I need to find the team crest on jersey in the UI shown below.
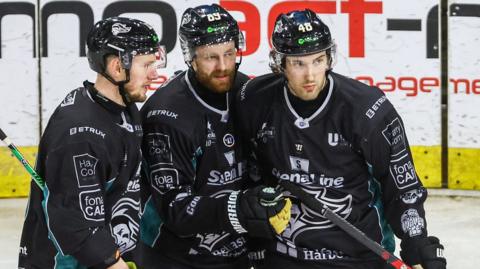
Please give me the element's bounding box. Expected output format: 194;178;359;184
282;186;352;244
60;91;77;107
110;197;140;253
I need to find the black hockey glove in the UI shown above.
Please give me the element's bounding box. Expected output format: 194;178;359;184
227;185;291;239
400;236;446;269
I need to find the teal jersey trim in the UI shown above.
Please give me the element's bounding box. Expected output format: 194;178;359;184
54;252;86;269
43;187;86;268
367;165;396;253
41;187;65;255
140;196;163;247
105;177;115;192
191;146;203;170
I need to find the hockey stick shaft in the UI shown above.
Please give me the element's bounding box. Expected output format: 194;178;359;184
0;128;45;191
279;180;411;269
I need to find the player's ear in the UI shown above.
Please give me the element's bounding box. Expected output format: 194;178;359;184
105;55;125;80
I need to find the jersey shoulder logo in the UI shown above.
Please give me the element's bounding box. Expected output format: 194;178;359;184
60;90;77;107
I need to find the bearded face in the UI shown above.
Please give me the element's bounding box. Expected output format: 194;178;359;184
192;41;237;93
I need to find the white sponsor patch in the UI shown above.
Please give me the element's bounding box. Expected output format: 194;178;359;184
60;91;77;107
400;188;425;204
389;154;418;189
289;156;310;172
186;196;201;215
401;209;425;237
328;132;349;147
150;168;179;194
126;163;141;192
146;133;172;164
207;162;245;186
146;109;178;119
382;117;407;157
79;189;104;221
73;153;99;188
69;126;106;139
365;95;387;119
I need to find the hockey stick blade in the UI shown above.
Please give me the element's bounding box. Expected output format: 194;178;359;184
0;128;45;190
279;180;411;269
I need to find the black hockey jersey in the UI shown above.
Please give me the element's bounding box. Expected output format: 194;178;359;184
18;81;143;268
139;70;251;268
235;72;428;264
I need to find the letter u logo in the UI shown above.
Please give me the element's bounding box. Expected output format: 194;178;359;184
328;133;339;146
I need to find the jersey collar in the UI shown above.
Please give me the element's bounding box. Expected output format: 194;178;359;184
283;74;334;129
184;69;230;123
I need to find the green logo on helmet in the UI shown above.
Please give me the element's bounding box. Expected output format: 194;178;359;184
297;36;319;45
207;24;228;34
152;35;159;42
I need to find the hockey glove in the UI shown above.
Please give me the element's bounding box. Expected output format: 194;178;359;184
401;236;446;269
227;186;291;239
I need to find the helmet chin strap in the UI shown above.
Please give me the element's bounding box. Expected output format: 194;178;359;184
101;69;132;105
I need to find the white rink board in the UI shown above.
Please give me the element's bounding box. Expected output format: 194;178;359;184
0;0;466;149
448;0;480;148
0;0;39;146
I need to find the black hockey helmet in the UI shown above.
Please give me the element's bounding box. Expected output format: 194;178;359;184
179;4;244;64
86;17;166;84
270;9;335;72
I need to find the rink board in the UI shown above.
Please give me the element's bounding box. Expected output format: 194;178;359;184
1;0;479;197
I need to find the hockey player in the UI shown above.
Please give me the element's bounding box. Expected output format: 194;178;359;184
236;9;447;269
18;17;166;269
138;4;291;269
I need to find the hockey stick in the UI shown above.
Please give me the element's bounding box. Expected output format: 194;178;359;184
279;180;412;269
0;128;45;191
1;128;139;269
